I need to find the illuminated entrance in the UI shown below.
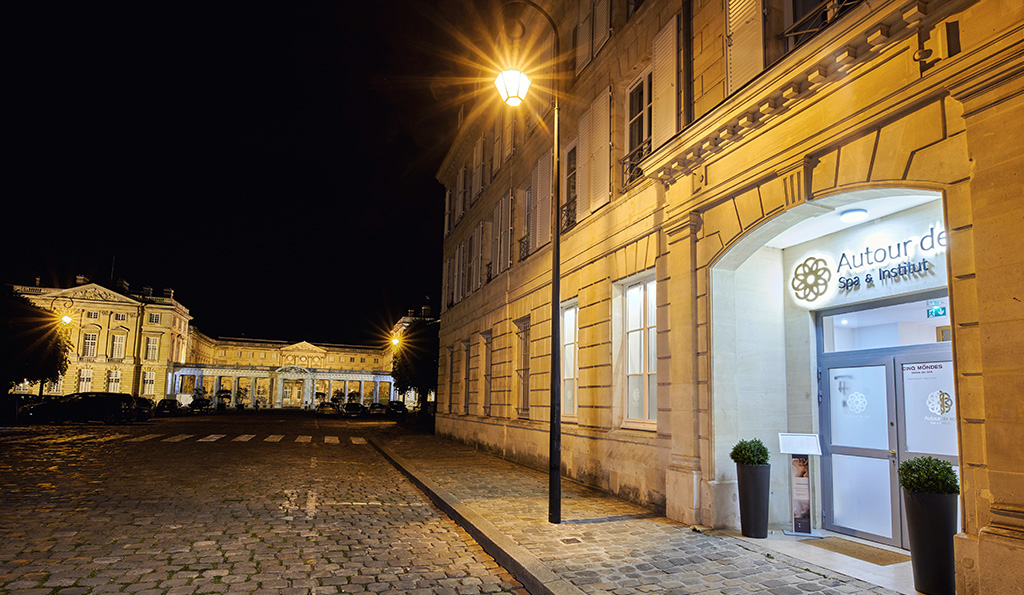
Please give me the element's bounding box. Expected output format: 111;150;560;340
818;293;957;548
710;188;955;546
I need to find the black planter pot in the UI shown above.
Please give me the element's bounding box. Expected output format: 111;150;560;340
736;463;770;538
903;489;957;595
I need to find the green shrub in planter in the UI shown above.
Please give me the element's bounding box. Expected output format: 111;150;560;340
730;438;770;466
898;456;959;494
898;456;959;595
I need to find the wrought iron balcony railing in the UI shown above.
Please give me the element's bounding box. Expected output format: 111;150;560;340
519;235;531;262
620;138;651;189
560;197;578;234
783;0;863;48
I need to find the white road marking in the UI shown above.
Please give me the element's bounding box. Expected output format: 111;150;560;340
265;435;283;442
198;434;225;442
162;434;194;442
233;434;255;442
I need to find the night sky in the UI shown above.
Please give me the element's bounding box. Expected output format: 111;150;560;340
5;2;491;346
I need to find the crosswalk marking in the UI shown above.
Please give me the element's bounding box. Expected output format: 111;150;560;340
2;432;354;445
90;434;128;443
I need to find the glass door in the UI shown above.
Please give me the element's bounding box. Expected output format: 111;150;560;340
820;355;901;546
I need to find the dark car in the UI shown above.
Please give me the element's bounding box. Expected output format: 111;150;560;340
155;398;184;416
342;402;367;417
386;400;408;415
134;397;154;421
314;402;340;417
368;402;387;415
20;392;136;425
188;397;212;414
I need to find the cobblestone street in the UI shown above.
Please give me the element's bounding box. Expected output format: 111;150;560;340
0;413;524;594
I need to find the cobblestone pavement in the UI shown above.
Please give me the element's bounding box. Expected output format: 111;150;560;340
0;414;525;594
377;434;903;595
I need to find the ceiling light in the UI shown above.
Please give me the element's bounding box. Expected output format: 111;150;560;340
840;208;869;223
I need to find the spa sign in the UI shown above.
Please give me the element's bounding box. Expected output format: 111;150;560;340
789;225;947;308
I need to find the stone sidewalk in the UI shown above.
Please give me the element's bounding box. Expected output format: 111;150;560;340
372;434;902;595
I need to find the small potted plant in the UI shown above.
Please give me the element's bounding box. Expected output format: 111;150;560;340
731;438;771;538
899;456;959;595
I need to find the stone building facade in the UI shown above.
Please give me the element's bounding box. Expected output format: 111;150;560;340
434;0;1022;591
12;280;395;410
14;280;191;400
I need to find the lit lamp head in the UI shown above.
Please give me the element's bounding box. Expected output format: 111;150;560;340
494;69;531;107
391;337;400;347
60;314;73;326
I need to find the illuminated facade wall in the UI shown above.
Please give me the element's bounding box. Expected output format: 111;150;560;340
435;0;1023;591
14;282;191;399
12;281;394;408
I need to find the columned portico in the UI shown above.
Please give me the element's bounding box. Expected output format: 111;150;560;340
171;363;394;410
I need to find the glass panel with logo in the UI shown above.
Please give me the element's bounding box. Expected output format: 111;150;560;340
902;360;957;456
822;296;950;353
829;365;889;450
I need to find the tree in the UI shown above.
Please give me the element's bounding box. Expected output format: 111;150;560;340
391;317;439;412
0;286;72;394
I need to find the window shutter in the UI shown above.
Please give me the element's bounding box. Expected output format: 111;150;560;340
652;15;679;149
726;0;764;94
590;88;610;211
444;187;452;236
577;109;592;218
492;115;502;177
501;190;512;271
575;0;592;75
481;220;492;283
491;202;501;275
593;0;610;53
536;149;552;247
456;166;467;218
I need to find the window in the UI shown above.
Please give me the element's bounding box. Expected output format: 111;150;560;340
86;311;99;319
142;372;155;396
447;347;455;413
78;369;93;392
114;312;126;321
110;335;126;360
463;341;472;415
624;71;653;186
107;369;121;393
562;303;580;417
624;278;657;423
145;337;159;361
82;333;98;358
515;318;531;417
148;313;161;324
575;0;610;75
562;145;578;233
482;332;493;416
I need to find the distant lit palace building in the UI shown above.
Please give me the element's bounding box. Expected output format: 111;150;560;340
12;279;395;408
435;0;1021;591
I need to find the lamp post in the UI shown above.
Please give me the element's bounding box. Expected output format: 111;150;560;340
495;0;562;524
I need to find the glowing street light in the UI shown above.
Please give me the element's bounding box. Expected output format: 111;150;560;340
496;0;563;525
494;69;531;107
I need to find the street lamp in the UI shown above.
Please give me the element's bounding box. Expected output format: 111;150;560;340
496;0;562;524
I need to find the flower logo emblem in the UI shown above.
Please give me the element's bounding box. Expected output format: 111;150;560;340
846;392;867;414
791;256;833;302
927;390;953;416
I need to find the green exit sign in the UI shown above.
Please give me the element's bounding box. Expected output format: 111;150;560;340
927;306;947;318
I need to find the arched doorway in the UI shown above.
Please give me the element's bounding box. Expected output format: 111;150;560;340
709;188;957;548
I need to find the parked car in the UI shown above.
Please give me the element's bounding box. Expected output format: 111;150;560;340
342;402;367;417
155;398;184;416
134;397;154;421
19;392;136;425
368;402;387;415
386;400;408;415
188;397;212;414
314;402;340;417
